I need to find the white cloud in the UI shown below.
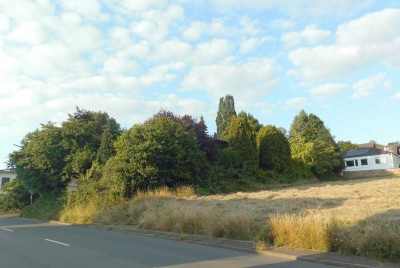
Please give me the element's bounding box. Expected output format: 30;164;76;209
114;0;168;13
210;0;371;17
182;19;231;41
269;19;296;30
102;57;138;74
281;25;331;46
239;37;270;53
310;83;347;99
182;58;277;101
131;4;184;42
192;39;231;63
391;92;400;100
239;17;260;35
182;21;206;41
282;25;330;47
0;15;10;33
352;73;390;99
152;39;192;62
289;9;400;80
59;0;106;21
284;97;308;109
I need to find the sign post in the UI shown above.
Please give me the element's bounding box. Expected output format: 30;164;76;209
28;190;34;205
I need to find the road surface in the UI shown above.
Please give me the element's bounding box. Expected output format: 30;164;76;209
0;216;336;268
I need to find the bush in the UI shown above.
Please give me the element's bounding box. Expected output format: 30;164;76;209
21;193;65;221
0;179;30;213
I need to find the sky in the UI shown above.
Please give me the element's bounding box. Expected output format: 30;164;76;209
1;0;400;169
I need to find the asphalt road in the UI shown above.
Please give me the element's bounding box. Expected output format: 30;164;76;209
0;216;336;268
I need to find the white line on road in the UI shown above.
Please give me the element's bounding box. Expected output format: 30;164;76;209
0;227;14;232
45;239;70;247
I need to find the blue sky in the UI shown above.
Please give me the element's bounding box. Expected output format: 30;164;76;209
1;0;400;169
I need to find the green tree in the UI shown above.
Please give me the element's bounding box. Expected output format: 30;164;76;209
11;123;67;193
337;140;359;151
153;110;217;162
289;110;343;179
61;108;121;181
96;119;121;164
257;125;291;173
238;111;262;133
110;115;208;196
216;95;237;140
226;116;258;170
9;108;121;202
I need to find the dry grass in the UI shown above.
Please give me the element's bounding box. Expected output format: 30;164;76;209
93;177;400;262
191;176;400;224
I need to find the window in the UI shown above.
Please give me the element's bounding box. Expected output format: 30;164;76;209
375;158;381;164
361;159;368;166
1;177;10;186
355;160;359;166
346;160;355;167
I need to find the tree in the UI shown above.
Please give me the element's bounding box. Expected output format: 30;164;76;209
257;125;291;173
289;110;343;179
216;95;236;140
61;108;121;181
153;110;216;162
9;108;121;199
11;123;67;193
226;116;258;169
96;119;122;164
238;111;262;133
110;115;208;196
337;140;359;151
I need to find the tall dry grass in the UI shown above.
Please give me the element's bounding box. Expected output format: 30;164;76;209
92;177;400;263
268;213;338;251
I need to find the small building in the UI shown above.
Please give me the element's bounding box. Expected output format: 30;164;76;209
0;169;17;193
342;147;400;172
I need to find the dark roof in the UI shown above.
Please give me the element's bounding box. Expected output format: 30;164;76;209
341;147;388;158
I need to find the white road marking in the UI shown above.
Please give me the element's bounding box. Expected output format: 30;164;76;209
44;239;70;247
0;227;14;232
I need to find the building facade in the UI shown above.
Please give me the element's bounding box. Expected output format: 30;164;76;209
0;169;17;193
342;147;400;172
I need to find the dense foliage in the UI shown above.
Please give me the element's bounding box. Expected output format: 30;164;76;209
337;140;359;151
2;96;347;218
257;125;291;173
289;110;343;179
226;116;258;170
110;115;208;196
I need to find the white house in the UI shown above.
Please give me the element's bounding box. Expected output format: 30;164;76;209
0;169;16;193
342;147;400;172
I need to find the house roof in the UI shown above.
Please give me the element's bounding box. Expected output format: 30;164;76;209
341;147;388;158
0;169;15;173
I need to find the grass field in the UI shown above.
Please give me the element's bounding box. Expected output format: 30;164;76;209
95;176;400;262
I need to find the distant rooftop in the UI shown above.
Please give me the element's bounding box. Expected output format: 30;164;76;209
341;147;387;158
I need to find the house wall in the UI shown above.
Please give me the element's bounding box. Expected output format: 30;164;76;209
0;170;17;193
343;154;399;171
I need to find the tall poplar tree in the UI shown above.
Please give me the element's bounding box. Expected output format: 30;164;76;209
216;95;237;140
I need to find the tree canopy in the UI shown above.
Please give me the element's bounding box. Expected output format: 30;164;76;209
289;110;343;179
216;95;237;140
257;125;291;173
226;116;258;169
111;115;208;195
